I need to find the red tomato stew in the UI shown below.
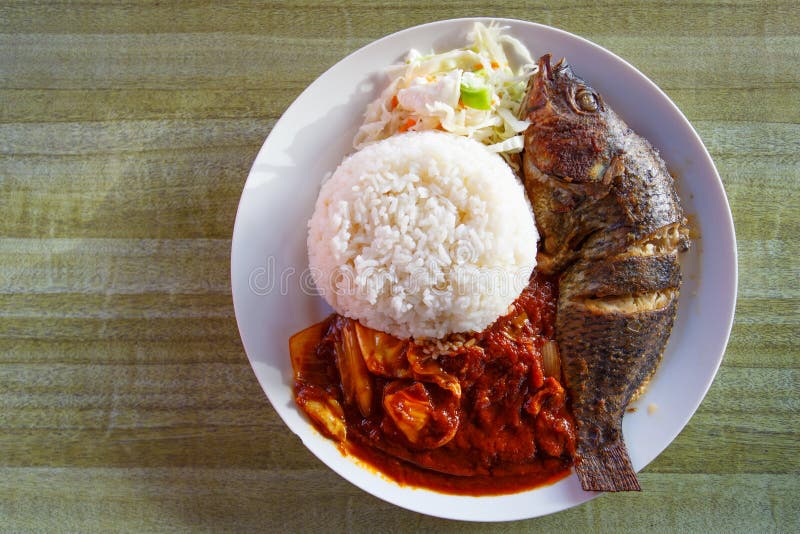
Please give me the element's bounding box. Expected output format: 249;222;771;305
289;272;576;495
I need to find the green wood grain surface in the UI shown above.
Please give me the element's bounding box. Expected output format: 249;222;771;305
1;1;798;532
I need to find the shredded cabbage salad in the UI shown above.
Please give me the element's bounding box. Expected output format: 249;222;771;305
353;22;537;165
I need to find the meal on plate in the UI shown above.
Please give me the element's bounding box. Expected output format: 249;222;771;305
289;22;690;494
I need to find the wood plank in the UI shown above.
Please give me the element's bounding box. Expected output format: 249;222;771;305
0;338;247;365
0;238;233;295
734;298;799;325
0;34;361;91
0;293;234;319
0;469;795;532
735;241;800;299
697;367;798;414
667;87;800;123
725;323;799;369
696;122;800;157
1;1;797;39
0;88;296;123
0;119;268;156
0;316;238;341
647;409;800;475
0;423;313;471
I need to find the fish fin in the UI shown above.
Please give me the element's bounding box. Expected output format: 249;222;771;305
575;441;641;492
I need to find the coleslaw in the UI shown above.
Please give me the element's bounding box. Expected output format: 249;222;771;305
353;22;537;166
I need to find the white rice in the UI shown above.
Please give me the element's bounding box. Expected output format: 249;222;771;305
307;131;538;339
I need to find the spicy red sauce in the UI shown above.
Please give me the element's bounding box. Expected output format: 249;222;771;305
290;272;576;495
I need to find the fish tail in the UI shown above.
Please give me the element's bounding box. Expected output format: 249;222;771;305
575;441;641;492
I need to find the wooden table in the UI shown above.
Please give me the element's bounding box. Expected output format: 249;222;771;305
1;2;797;531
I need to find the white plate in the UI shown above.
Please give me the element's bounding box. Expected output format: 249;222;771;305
231;18;737;522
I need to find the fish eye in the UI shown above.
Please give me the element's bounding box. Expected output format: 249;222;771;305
575;88;599;112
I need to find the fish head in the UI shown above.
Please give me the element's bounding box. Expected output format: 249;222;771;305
522;54;617;185
521;54;626;273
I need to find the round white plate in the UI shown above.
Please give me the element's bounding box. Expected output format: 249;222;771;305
231;18;737;522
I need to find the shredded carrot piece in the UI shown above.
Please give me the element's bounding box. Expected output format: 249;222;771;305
398;118;417;133
390;95;399;110
491;61;500;69
474;63;483;70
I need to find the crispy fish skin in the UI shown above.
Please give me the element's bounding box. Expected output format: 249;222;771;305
521;55;690;491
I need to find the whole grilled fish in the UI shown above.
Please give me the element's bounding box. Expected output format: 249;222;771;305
520;55;690;491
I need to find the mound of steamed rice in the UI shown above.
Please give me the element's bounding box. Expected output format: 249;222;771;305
307;131;538;339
